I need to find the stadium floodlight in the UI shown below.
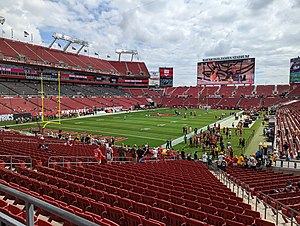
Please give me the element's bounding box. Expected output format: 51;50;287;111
115;49;138;61
0;16;5;25
49;32;89;54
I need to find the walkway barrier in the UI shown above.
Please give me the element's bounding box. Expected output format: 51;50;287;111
0;183;98;226
47;155;176;167
0;155;32;169
48;156;98;167
275;159;300;169
215;169;300;226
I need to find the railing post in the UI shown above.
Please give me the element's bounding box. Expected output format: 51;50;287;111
255;195;258;211
248;187;250;204
10;156;12;169
25;201;34;226
276;201;279;225
62;156;65;167
264;203;267;219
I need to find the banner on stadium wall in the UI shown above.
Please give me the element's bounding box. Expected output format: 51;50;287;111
149;71;160;86
159;67;173;87
197;57;255;85
290;57;300;83
0;114;14;122
0;113;31;122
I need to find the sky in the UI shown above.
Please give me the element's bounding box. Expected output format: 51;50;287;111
0;0;299;86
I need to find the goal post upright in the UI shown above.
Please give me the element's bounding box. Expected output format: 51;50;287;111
40;70;61;128
40;71;45;122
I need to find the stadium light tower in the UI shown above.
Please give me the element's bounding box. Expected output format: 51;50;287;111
48;32;88;54
115;49;138;61
0;16;5;25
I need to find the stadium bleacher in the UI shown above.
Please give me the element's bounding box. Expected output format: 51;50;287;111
0;140;277;226
0;30;300;226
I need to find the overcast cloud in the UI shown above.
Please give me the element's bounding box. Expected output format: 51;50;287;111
0;0;299;86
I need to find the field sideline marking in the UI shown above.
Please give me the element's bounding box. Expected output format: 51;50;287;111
56;125;166;141
5;108;169;128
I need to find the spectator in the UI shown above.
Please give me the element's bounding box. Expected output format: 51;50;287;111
237;154;244;166
249;154;257;169
180;149;187;161
202;152;208;165
194;152;198;161
285;180;295;192
137;146;144;164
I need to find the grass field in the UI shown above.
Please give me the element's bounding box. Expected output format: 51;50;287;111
8;108;240;148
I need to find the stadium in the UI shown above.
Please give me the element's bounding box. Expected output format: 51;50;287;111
0;1;300;226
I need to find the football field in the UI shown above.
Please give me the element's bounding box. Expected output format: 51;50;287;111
12;108;238;147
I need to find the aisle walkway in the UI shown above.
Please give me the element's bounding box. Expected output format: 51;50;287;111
161;112;243;148
245;121;266;156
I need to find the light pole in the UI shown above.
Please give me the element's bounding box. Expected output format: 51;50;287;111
0;16;5;38
0;16;5;25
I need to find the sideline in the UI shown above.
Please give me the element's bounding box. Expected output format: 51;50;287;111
54;126;166;141
3;108;168;128
161;111;243;148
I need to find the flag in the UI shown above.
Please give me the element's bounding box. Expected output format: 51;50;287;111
57;43;61;48
95;52;99;56
24;31;29;37
84;49;87;53
72;46;76;50
107;55;110;58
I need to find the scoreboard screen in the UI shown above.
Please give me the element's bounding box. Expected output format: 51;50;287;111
159;67;173;87
290;57;300;83
197;58;255;85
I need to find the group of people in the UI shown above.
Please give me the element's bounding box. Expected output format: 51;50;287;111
94;142;154;164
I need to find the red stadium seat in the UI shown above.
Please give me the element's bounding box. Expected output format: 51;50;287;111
106;206;125;225
225;219;245;226
123;211;143;226
235;213;254;225
184;217;208;226
187;208;207;222
254;219;276;226
142;218;166;226
165;211;186;226
217;208;235;220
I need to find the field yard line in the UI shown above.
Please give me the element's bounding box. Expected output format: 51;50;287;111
5;108;169;128
55;126;166;141
162;111;243;149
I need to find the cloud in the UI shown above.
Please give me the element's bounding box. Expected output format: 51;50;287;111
246;0;274;10
0;0;299;86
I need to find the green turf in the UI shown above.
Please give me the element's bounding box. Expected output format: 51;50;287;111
8;108;238;147
173;115;263;157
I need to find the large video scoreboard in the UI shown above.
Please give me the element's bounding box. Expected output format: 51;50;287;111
159;67;173;87
197;55;255;85
290;57;300;83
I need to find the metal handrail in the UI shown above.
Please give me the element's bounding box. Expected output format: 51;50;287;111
0;183;98;226
275;159;300;169
257;191;300;226
218;170;300;226
0;155;32;169
47;156;97;167
47;155;176;167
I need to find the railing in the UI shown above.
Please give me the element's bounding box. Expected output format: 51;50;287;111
3;137;37;143
0;183;98;226
275;159;300;169
216;170;300;226
48;156;98;167
47;155;175;167
257;191;300;226
0;155;32;169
